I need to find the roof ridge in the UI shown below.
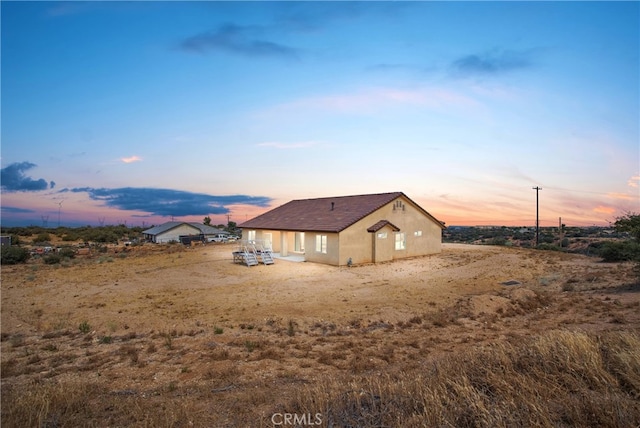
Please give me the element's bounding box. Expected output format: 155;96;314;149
291;191;403;202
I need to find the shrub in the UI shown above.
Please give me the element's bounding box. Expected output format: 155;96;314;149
537;243;561;251
43;254;62;265
99;336;112;344
598;241;640;262
35;232;51;243
62;233;79;242
58;247;76;259
488;237;507;246
79;321;91;334
1;246;30;265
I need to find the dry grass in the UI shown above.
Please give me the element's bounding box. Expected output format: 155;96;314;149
286;330;640;428
2;331;637;427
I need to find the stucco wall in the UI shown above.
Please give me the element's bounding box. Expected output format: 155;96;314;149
338;195;442;265
304;232;339;265
155;224;201;243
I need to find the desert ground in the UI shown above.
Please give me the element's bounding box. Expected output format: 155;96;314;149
2;242;639;427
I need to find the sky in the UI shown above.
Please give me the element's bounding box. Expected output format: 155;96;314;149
1;1;638;228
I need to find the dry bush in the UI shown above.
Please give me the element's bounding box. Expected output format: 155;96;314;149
118;344;140;365
253;346;284;361
284;330;640;427
203;361;240;386
207;346;231;361
1;358;19;378
423;308;458;327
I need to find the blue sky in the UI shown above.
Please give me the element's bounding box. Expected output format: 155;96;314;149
1;1;638;227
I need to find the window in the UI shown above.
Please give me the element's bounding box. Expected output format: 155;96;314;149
395;232;406;250
377;232;387;239
414;230;422;237
315;235;327;253
295;232;305;252
247;230;256;243
263;233;272;250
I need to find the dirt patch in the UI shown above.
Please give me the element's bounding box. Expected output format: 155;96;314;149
1;243;638;426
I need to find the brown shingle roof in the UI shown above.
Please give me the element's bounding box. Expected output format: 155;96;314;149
239;192;444;233
367;220;400;233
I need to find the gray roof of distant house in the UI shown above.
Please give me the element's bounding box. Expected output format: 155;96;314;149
142;222;228;236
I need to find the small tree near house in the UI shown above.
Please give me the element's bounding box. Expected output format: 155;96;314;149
600;213;640;279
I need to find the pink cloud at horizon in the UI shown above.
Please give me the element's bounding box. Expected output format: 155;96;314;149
121;156;142;164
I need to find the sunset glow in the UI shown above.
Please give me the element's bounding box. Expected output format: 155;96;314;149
2;2;638;228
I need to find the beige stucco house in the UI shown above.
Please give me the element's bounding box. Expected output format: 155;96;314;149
238;192;445;266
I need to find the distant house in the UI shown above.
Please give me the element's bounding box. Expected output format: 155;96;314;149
239;192;445;266
142;222;229;244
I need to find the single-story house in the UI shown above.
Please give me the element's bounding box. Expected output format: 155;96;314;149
238;192;445;266
142;222;229;244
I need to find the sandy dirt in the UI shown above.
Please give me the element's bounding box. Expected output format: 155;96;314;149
1;242;638;425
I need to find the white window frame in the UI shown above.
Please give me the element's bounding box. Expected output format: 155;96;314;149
414;230;422;237
315;234;327;254
377;232;387;239
247;230;256;243
395;232;406;250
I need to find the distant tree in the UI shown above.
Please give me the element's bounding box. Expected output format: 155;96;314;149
35;232;51;243
613;212;640;241
58;247;76;259
203;216;212;226
43;254;62;265
1;246;30;265
600;213;640;280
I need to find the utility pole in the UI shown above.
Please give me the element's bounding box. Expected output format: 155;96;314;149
559;217;564;247
57;200;64;227
532;186;541;246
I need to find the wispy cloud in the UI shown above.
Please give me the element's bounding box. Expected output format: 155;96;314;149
593;205;616;215
1;162;56;192
268;86;480;115
450;49;533;78
257;141;319;149
1;205;36;214
607;192;636;201
179;23;300;60
628;175;640;188
62;187;272;217
121;155;142;164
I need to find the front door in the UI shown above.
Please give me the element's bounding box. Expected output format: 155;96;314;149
373;229;394;263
